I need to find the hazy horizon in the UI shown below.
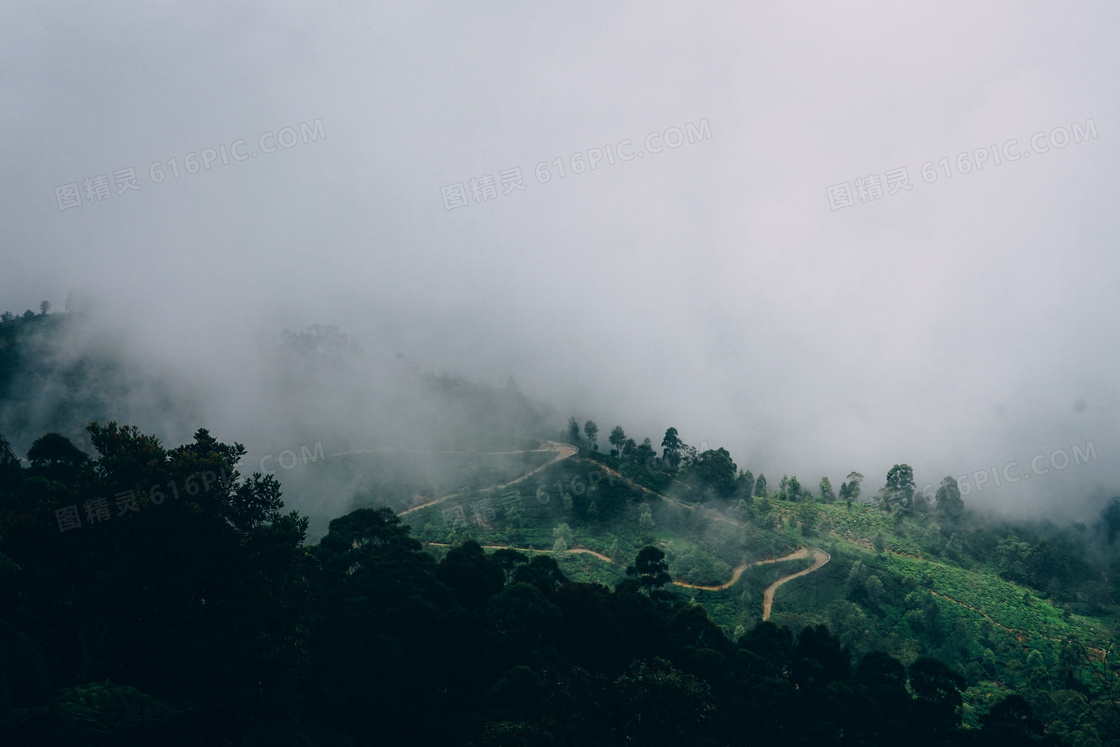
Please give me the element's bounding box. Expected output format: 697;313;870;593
2;2;1118;525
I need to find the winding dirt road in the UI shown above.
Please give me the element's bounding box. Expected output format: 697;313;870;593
426;542;611;563
673;547;816;591
673;564;748;591
433;540;820;604
762;548;830;621
397;440;578;516
401;448;832;616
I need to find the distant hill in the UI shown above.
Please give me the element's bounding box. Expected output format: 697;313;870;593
0;310;554;457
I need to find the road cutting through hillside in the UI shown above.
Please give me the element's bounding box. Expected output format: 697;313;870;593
427;540;823;609
762;548;830;621
672;547;812;591
397;441;578;516
402;450;830;615
428;543;613;563
672;564;748;591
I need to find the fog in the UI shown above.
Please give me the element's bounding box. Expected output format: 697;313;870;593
1;2;1117;525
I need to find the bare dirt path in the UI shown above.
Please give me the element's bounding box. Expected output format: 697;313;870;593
673;547;814;591
753;547;809;565
398;441;578;516
329;446;569;457
673;564;748;591
762;548;831;621
436;541;813;596
591;461;758;535
426;542;611;563
414;457;827;602
568;547;612;562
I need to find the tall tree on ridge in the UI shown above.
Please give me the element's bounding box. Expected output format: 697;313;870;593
583;421;599;452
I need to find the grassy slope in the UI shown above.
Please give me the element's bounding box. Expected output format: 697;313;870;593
407;458;1114;645
406;460;1117;730
768;500;1117;728
807;501;1114;648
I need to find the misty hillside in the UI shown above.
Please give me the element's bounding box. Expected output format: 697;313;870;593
4;312;1120;744
0;310;558;543
4;3;1120;745
0;309;550;453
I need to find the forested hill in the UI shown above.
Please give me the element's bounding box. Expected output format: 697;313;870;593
0;309;551;456
2;311;1120;744
0;422;1082;745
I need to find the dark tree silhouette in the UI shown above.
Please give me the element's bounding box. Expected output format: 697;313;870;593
626;547;671;595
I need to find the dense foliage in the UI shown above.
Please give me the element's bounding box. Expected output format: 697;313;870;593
2;317;1119;744
0;423;1090;745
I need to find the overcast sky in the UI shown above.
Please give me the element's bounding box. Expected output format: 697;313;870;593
2;1;1117;521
